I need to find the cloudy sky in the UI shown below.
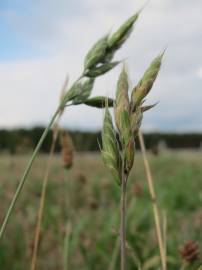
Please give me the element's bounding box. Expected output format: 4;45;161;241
0;0;202;131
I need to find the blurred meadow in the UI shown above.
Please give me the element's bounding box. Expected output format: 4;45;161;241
0;150;201;269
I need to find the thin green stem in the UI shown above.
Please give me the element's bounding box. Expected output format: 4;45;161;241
30;74;69;270
30;115;61;270
0;71;83;240
0;107;60;240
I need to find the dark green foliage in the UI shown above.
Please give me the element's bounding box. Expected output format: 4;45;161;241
0;129;202;153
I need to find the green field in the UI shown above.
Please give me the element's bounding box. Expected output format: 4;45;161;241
0;151;201;269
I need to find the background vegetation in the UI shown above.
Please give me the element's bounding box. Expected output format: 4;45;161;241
0;151;201;269
0;128;202;153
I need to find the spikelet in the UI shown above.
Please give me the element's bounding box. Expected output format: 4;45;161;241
71;78;95;104
84;96;114;108
114;66;134;173
84;34;109;70
108;12;139;52
84;61;120;77
115;66;130;143
131;53;164;110
60;130;74;169
84;12;139;74
130;106;143;136
101;106;121;185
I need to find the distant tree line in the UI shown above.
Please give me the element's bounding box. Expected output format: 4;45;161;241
0;127;201;153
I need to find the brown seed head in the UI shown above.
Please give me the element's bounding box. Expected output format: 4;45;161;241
60;130;74;169
179;240;200;263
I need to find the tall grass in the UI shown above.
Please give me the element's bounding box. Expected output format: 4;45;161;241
0;9;141;249
101;54;163;269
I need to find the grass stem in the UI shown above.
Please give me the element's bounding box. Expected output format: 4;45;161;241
138;131;166;270
30;75;69;270
30;115;61;270
0;107;60;240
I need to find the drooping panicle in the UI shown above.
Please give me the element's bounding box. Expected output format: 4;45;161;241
101;106;121;185
131;52;164;110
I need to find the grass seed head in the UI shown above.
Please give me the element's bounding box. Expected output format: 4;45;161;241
108;12;139;51
72;78;95;104
84;96;114;108
101;106;121;185
84;61;120;78
124;138;135;173
179;241;200;264
115;66;135;173
130;106;143;136
115;66;131;143
60;130;74;169
84;34;109;70
131;52;164;110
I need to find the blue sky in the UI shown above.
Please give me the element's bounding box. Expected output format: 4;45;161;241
0;0;202;131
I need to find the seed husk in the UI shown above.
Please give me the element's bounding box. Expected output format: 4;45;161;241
72;78;95;104
131;52;164;110
130;106;143;136
60;130;74;169
84;96;114;108
108;12;139;51
115;66;131;146
85;61;120;78
102;106;121;185
84;34;109;70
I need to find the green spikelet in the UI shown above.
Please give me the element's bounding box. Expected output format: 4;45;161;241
84;35;109;70
84;96;114;108
130;106;143;136
131;53;164;110
125;138;135;173
85;61;120;77
115;66;131;145
101;107;121;185
114;66;134;173
108;12;139;51
72;78;95;104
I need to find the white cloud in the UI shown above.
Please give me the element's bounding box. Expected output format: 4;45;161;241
0;0;202;131
196;68;202;79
